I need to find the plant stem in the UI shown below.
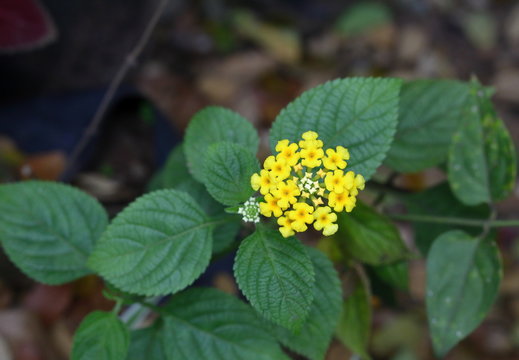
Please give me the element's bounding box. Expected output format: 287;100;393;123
112;298;123;315
388;213;519;228
60;0;170;180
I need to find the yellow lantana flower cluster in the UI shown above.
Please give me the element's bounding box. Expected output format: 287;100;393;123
250;131;365;238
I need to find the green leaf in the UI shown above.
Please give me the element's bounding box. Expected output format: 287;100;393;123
335;2;392;36
0;181;108;285
483;117;517;201
336;276;372;359
159;144;241;254
88;190;214;296
448;83;517;205
184;106;259;182
72;311;129;360
161;287;289;360
161;144;193;189
234;225;315;330
337;202;408;265
404;183;490;255
269;77;402;180
385;79;472;173
273;247;342;360
127;322;166;360
372;261;409;291
202;142;260;206
426;230;501;357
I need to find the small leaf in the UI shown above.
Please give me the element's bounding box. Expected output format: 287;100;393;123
161;144;193;189
385;79;472;173
273;247;342;360
161;287;289;360
269;77;402;180
0;180;108;284
202;142;260;206
404;182;490;255
158;144;241;254
335;2;392;36
234;225;315;330
484;117;517;201
127;322;166;360
448;83;517;205
72;311;129;360
336;276;372;359
88;190;214;296
184;106;259;182
372;261;409;291
426;230;501;357
337;202;408;265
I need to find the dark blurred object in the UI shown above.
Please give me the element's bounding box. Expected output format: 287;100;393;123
0;89;179;184
0;0;159;103
0;0;57;53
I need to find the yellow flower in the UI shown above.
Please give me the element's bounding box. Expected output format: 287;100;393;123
302;131;318;141
323;147;347;170
299;131;323;149
249;130;365;237
300;145;324;168
264;155;290;180
277;215;296;238
312;197;324;206
293;163;303;172
272;180;300;209
328;191;356;212
344;171;355;189
251;169;276;195
336;146;350;160
288;203;314;232
316;169;327;178
349;174;365;196
355;173;365;189
313;206;338;236
259;194;283;217
325;170;348;193
275;140;300;166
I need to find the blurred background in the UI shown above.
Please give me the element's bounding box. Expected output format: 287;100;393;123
0;0;519;359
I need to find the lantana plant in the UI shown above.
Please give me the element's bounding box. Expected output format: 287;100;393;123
248;131;365;238
0;77;517;360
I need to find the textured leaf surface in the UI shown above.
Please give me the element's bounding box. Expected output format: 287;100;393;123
202;142;260;206
72;311;129;360
269;78;402;179
372;261;409;291
273;247;342;360
448;84;517;205
385;80;471;172
234;225;315;330
157;144;241;254
337;202;408;265
405;183;490;255
426;230;501;357
336;277;372;359
0;181;107;284
161;288;289;360
127;323;166;360
88;190;213;296
184;106;259;182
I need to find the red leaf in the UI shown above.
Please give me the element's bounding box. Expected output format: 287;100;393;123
0;0;57;53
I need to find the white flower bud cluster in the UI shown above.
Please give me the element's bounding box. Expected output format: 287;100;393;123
238;196;260;223
297;172;320;195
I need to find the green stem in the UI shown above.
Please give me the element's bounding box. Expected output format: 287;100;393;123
388;213;519;228
112;298;123;315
